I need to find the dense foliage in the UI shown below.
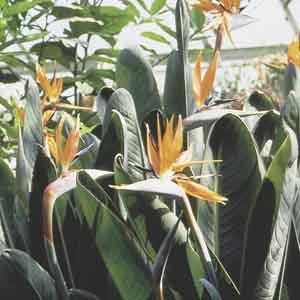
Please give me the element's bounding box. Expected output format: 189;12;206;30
1;0;300;300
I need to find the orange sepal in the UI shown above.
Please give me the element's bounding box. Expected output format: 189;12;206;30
175;177;227;204
192;0;222;12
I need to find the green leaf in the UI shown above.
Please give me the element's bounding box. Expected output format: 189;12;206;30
0;32;48;51
157;21;176;38
253;110;282;152
22;79;43;172
16;127;31;209
100;89;148;180
52;5;86;19
164;50;193;117
152;216;182;300
175;0;191;116
3;0;50;17
15;128;31;251
116;48;161;123
69;17;103;37
247;90;275;111
183;109;267;131
142;31;170;44
253;110;287;167
112;178;186;199
69;289;100;300
0;96;12;110
80;69;114;90
186;240;205;298
241;128;298;299
150;0;166;15
29;148;56;269
199;114;264;292
0;158;15;197
75;171;152;300
94;87;114;126
146;197;206;298
43;169;113;298
95;110;125;174
283;221;300;300
135;0;149;12
0;249;58;299
0;158;16;248
114;162;205;298
31;41;75;69
200;279;223;300
282;63;300;99
0;54;32;70
282;91;300;158
191;8;205;31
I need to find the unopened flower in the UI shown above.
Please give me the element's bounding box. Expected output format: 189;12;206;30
193;50;220;107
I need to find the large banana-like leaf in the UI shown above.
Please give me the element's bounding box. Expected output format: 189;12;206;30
14;129;31;251
241;127;298;300
101;88;147;180
0;158;16;248
97;97;151;256
247;91;275;111
152;216;182;300
97;89;152;255
253;110;288;168
69;289;100;300
283;222;300;300
283;63;300;100
282;91;300;159
164;50;194;118
95;86;114;126
115;48;161;123
198;114;264;294
0;249;58;299
30;147;57;269
22;78;43;176
183;109;267;131
114;161;205;299
16;126;31;208
281;87;300;299
174;0;193;117
75;171;152;300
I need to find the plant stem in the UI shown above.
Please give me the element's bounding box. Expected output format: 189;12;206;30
181;194;218;287
73;43;79;107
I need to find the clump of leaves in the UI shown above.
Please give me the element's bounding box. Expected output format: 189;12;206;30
0;1;300;300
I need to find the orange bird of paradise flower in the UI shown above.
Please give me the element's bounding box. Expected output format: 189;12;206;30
36;64;91;113
46;114;81;176
36;64;63;107
288;37;300;67
192;0;241;46
146;115;226;203
113;115;227;205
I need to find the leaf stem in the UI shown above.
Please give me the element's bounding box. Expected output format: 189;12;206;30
181;194;218;286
